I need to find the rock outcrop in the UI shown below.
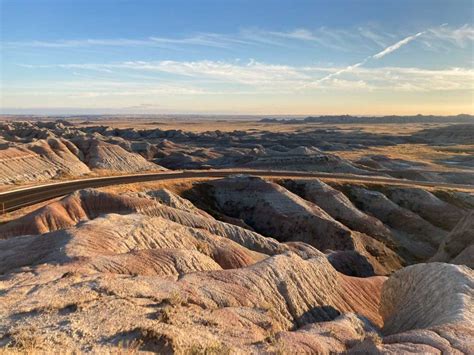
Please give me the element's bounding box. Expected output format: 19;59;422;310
377;263;474;354
0;189;292;259
384;186;466;230
196;176;402;274
430;212;474;267
0;138;90;184
1;117;473;353
0;178;472;353
281;179;393;240
0;250;387;352
0;213;267;274
144;188;212;218
1;240;471;353
72;138;164;173
242;146;370;174
347;186;447;261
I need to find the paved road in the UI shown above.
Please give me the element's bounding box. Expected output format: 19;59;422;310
1;169;473;214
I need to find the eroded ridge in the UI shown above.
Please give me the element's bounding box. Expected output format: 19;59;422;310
0;176;472;353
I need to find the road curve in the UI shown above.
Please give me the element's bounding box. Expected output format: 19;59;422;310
1;169;473;214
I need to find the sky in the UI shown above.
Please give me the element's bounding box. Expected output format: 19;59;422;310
0;0;473;115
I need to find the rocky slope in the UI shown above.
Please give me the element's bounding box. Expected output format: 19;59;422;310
0;237;471;353
376;263;473;354
0;213;268;274
280;179;393;239
0;138;90;184
0;189;292;257
72;138;164;173
345;186;448;262
240;146;370;174
430;212;474;267
0;122;166;185
0;176;472;353
189;176;403;275
383;186;465;230
2;119;474;186
186;176;472;266
1;117;473;352
0;252;388;353
413;123;474;144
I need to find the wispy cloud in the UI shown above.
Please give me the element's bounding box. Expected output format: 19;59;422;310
149;33;252;48
5;24;472;56
357;27;392;48
6;39;158;48
20;60;310;86
9;23;474;101
5;33;250;50
311;59;370;84
427;24;474;47
239;27;384;51
18;60;474;93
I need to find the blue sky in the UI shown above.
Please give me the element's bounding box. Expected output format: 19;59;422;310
1;0;473;115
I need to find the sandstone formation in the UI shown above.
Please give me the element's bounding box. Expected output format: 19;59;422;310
2;119;473;185
192;176;402;275
0;189;292;259
241;146;370;174
0;179;472;352
346;186;447;261
0;138;90;184
1;243;471;352
0;248;387;352
144;188;212;218
71;138;164;173
0;122;168;185
430;212;474;267
1;117;473;353
0;213;267;274
383;186;466;230
413;123;474;144
280;178;393;240
376;263;474;354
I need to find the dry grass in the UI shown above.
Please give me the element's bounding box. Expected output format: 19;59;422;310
2;325;52;353
72;117;449;134
186;342;231;355
335;143;474;172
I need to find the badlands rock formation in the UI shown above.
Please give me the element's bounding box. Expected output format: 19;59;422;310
143;188;212;218
280;179;392;240
0;122;165;185
377;263;473;354
0;138;90;184
2;119;474;185
0;177;472;352
0;213;267;274
240;146;370;174
383;186;465;230
189;176;403;275
71;138;163;173
413;123;474;144
345;186;448;261
1;117;473;352
0;189;291;258
430;212;474;267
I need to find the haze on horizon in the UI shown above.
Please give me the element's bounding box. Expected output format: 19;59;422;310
1;0;473;116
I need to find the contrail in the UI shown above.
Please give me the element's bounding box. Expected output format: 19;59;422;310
313;30;426;84
373;31;425;59
314;58;370;83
